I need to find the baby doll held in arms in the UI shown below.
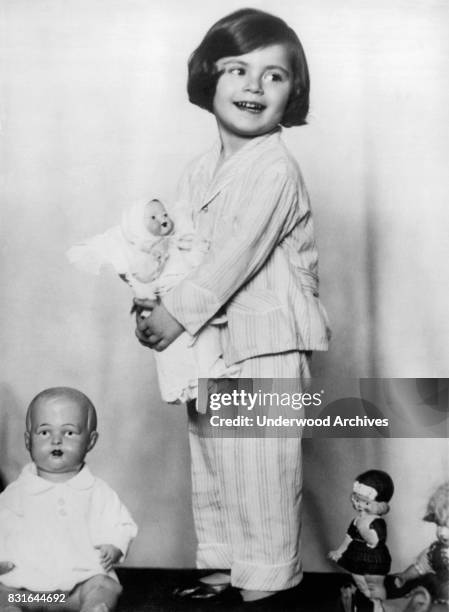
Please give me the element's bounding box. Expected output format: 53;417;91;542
0;387;137;612
68;199;236;404
329;470;394;609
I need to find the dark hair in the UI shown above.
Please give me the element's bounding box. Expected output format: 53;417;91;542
187;8;310;127
356;470;395;503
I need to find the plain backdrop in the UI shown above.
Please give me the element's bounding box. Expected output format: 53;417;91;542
1;0;448;571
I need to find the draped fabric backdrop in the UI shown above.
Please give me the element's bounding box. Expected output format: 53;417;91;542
1;0;448;570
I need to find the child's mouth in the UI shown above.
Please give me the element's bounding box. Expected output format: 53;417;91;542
234;101;265;113
51;450;63;457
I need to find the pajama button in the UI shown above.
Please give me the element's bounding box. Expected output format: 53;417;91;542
57;498;65;506
59;509;67;516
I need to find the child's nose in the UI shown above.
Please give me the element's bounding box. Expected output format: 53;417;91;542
51;432;63;444
244;73;263;94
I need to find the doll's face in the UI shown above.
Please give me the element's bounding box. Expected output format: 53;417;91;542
436;522;449;545
351;491;373;514
143;199;174;237
24;395;98;482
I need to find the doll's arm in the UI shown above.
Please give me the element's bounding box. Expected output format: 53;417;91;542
328;534;352;561
91;482;138;563
394;564;422;588
0;483;24;572
94;544;122;572
357;521;380;548
394;548;433;587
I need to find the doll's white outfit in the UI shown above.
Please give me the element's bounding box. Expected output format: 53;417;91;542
67;201;237;404
0;463;137;593
163;129;330;591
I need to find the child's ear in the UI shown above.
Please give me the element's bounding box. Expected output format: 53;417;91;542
24;431;31;451
87;430;99;452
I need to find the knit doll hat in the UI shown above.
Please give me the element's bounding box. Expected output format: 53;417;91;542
354;470;394;503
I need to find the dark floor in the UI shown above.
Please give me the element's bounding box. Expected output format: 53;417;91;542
116;569;350;612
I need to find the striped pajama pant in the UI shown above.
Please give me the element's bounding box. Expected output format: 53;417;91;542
187;351;311;591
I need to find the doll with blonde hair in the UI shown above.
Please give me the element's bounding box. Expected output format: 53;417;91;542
380;482;449;612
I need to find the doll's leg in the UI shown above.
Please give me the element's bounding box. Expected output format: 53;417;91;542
0;584;20;612
75;575;122;612
352;574;372;598
366;575;387;601
402;587;432;612
0;585;43;612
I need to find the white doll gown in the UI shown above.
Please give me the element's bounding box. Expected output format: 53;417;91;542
67;201;237;406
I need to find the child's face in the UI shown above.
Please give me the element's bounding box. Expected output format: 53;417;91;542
25;396;98;482
144;200;174;237
213;44;292;152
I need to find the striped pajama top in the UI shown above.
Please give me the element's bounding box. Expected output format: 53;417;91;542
163;128;330;366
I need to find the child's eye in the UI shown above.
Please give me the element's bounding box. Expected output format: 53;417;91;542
38;430;49;437
264;72;284;83
228;67;245;76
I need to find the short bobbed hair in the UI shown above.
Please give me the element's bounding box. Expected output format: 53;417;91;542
188;8;310;127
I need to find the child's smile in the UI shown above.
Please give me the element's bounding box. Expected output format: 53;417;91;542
213;44;292;154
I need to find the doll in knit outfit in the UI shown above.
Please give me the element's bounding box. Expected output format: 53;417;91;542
67;199;237;405
379;481;449;612
329;470;395;610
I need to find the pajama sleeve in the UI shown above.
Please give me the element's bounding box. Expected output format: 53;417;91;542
163;168;303;335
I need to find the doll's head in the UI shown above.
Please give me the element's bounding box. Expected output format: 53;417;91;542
424;482;449;545
25;387;98;483
351;470;394;516
143;199;174;237
187;8;309;127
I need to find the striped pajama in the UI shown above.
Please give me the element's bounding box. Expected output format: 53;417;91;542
188;351;311;591
162;130;329;591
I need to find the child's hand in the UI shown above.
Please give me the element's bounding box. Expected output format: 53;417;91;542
0;561;15;575
134;299;184;351
95;544;122;572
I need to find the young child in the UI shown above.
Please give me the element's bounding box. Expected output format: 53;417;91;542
134;8;330;604
0;387;137;612
68;199;237;404
329;470;394;608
